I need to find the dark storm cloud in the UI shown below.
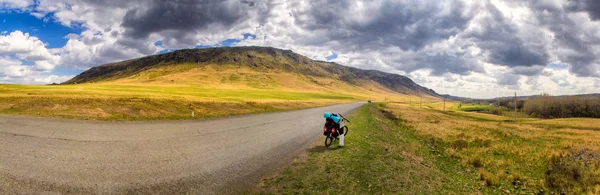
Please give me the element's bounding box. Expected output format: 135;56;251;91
464;2;548;68
529;0;600;77
509;66;545;76
291;0;488;76
496;73;520;86
293;0;471;51
566;0;600;20
121;0;263;39
382;51;483;77
416;53;481;76
116;37;156;54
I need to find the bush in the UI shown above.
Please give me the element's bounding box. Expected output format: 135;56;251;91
488;107;503;115
479;170;498;186
523;94;600;118
468;157;484;168
545;150;600;194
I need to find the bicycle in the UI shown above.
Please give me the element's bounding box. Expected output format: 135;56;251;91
324;113;350;147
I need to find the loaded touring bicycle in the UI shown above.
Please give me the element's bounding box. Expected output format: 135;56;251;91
323;112;350;147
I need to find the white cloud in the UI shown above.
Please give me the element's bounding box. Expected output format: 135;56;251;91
0;31;58;83
0;31;55;61
28;0;160;69
0;56;65;84
33;75;73;84
0;0;33;9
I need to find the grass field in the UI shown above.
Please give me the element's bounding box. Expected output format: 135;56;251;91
394;102;600;194
255;102;600;194
0;83;356;120
0;64;416;120
453;103;496;112
254;103;481;194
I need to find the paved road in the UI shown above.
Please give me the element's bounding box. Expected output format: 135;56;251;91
0;102;364;194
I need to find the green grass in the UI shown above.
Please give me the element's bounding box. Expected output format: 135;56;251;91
255;102;600;194
453;104;495;112
253;103;481;194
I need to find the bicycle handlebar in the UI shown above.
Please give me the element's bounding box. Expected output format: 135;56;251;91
338;113;350;123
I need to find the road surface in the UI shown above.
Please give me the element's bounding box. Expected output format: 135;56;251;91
0;102;364;194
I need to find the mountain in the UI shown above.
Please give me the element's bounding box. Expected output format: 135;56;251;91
447;93;600;102
439;94;474;101
63;46;439;97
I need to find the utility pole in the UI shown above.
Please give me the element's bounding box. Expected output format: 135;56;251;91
420;96;422;108
514;92;517;123
443;96;446;112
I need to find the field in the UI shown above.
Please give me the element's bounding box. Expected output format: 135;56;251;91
254;103;481;194
256;102;600;194
453;103;496;112
0;64;419;120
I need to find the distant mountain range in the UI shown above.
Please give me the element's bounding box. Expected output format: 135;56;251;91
443;93;600;101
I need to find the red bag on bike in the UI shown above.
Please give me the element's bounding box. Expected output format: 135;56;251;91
324;118;335;136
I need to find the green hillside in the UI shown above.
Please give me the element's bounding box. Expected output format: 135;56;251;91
0;47;440;120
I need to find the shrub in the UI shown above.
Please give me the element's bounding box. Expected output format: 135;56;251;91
479;169;498;186
469;157;484;168
545;150;600;194
523;94;600;118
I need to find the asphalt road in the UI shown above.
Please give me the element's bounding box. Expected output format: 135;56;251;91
0;102;364;194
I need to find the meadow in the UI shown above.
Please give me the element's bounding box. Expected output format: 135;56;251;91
0;64;418;120
389;101;600;194
256;102;600;194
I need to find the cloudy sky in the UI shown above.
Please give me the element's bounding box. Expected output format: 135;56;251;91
1;0;600;98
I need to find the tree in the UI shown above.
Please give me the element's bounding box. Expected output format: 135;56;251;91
523;94;600;119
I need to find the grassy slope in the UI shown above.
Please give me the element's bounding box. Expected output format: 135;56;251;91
254;102;600;194
0;64;415;120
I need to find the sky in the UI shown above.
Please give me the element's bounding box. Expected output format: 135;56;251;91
1;0;599;99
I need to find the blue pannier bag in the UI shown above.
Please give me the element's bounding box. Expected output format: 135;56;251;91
323;112;340;124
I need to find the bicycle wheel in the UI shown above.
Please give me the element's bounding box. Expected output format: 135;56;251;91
325;136;334;147
343;126;349;136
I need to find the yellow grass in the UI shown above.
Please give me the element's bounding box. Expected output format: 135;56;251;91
382;102;600;194
0;64;418;120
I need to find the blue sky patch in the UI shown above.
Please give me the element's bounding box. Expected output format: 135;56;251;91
20;59;34;66
53;66;85;76
219;38;240;46
0;12;82;48
156;33;257;54
325;52;338;61
548;63;568;70
192;33;257;48
243;33;256;39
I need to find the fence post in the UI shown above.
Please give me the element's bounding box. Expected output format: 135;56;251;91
514;92;517;123
444;96;446;112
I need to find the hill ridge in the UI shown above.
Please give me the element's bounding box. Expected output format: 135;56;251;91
63;46;439;97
